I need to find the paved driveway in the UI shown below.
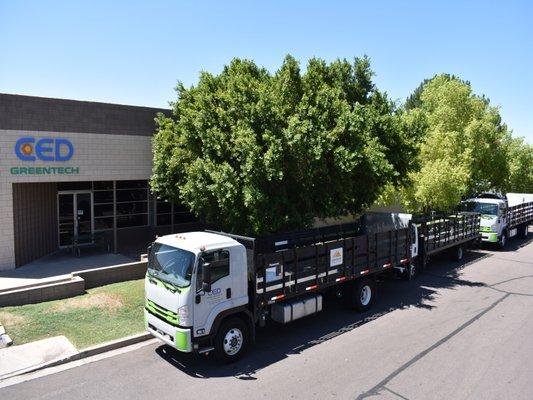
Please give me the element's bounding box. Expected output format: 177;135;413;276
1;234;532;399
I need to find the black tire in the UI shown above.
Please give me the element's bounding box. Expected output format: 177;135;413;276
521;224;529;238
402;263;416;281
345;279;376;312
499;231;508;249
213;317;249;364
454;245;464;261
417;254;428;273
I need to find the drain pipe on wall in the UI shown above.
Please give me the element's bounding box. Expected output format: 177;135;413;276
113;180;117;254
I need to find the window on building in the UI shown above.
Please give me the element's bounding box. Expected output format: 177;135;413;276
156;198;197;226
57;181;92;191
116;180;149;228
93;181;114;231
93;180;150;231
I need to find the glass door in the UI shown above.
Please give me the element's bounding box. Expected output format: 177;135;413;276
76;193;93;243
58;193;75;247
58;192;93;247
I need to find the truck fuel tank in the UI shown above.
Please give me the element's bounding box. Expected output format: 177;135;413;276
271;294;323;324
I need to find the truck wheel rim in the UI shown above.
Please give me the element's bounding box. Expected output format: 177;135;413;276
223;328;243;356
360;285;372;306
501;235;506;247
457;247;463;260
409;264;416;278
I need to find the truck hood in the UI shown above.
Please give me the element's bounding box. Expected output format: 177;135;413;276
144;274;192;326
480;214;497;227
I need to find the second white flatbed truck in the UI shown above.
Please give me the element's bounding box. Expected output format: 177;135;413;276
463;193;533;247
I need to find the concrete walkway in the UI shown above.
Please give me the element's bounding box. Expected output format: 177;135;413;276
0;249;133;292
0;336;77;378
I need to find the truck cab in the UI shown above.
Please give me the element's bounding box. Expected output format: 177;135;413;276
463;195;507;245
144;232;250;358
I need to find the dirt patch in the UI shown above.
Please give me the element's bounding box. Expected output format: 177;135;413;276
51;293;124;312
0;311;27;326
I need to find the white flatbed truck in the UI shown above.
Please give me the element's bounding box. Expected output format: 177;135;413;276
463;193;533;248
144;212;480;362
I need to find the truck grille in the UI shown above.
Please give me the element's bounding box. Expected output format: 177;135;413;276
479;226;493;233
145;299;179;326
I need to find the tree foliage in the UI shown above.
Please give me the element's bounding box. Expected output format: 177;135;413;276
151;55;416;234
505;136;533;193
397;74;520;212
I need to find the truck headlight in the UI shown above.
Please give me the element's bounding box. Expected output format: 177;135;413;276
177;305;190;324
491;224;498;232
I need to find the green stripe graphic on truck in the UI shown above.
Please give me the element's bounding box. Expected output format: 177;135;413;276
145;300;179;326
175;328;191;352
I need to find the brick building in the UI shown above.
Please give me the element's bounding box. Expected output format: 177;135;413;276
0;93;200;270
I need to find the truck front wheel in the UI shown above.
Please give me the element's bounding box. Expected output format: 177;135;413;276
213;317;249;364
499;232;507;249
402;263;417;281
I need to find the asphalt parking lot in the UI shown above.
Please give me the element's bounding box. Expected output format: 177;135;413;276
1;232;532;400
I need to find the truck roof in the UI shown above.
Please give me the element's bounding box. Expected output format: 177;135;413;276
155;231;240;253
465;197;505;205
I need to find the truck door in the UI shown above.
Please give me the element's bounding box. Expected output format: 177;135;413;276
410;224;418;258
192;247;247;338
499;204;508;235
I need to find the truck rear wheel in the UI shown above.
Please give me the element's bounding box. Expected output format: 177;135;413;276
345;279;376;312
213;317;249;364
454;245;464;261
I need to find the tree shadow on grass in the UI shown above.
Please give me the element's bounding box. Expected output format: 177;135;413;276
154;235;532;379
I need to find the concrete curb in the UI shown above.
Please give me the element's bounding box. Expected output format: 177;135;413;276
0;332;152;381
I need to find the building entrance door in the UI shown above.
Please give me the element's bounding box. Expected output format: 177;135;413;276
58;192;93;247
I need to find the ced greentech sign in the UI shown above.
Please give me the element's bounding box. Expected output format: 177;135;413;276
11;136;80;175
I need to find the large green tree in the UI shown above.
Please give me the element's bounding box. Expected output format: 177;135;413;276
505;136;533;193
152;55;416;234
397;74;513;212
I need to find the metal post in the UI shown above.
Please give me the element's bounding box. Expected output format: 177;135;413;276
171;202;175;233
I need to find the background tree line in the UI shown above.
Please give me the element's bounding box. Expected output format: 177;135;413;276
152;56;533;234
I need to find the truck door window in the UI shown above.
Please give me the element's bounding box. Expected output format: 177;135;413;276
196;250;230;290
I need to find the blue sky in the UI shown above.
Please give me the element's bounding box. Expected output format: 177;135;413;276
1;0;532;142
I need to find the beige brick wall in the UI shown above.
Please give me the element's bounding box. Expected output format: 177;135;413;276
0;129;153;270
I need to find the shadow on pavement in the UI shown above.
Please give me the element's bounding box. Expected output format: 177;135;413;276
154;233;532;379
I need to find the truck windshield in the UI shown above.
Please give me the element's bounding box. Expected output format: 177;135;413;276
147;243;196;288
465;202;499;216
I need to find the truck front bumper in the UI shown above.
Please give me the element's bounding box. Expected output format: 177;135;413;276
481;232;498;243
145;309;192;352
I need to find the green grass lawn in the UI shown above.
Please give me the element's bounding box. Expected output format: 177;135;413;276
0;279;146;349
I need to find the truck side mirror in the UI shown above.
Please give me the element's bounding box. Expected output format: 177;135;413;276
202;261;212;293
